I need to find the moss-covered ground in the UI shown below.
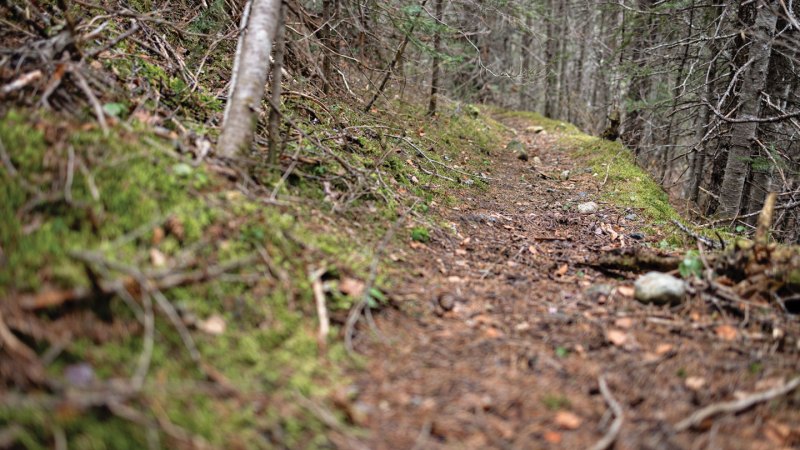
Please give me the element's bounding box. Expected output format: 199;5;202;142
0;86;504;448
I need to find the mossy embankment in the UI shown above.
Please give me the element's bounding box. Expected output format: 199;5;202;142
0;91;505;448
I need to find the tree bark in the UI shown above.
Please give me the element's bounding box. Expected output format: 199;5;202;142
268;2;286;165
427;0;444;116
718;3;777;218
218;0;282;159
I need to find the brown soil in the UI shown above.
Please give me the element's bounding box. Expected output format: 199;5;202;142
351;118;800;449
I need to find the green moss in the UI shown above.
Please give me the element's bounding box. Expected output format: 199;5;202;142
573;136;679;223
410;227;430;243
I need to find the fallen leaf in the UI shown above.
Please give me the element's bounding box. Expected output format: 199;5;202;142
151;227;165;245
484;327;503;339
339;277;365;297
554;411;582;430
149;248;166;267
685;376;706;391
543;431;562;444
715;324;738;341
197;314;226;335
555;264;569;276
655;343;674;355
763;420;791;446
528;245;538;255
607;329;628;346
455;248;467;256
614;317;634;329
616;286;634;297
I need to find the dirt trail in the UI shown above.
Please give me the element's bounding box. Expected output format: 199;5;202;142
352;117;800;449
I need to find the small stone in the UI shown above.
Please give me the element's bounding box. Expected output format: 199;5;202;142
463;179;475;186
505;140;525;152
577;202;599;214
586;284;614;299
560;170;570;180
634;272;686;305
526;125;545;133
438;293;456;311
625;214;638;221
533;156;542;166
64;363;95;388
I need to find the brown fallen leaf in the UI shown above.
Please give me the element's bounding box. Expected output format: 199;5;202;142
197;314;226;335
616;285;634;297
614;317;634;329
715;324;738;341
555;264;569;277
554;411;582;430
339;277;365;298
484;327;503;339
149;248;167;267
655;343;674;355
607;329;628;346
685;376;706;391
543;431;562;444
763;420;792;446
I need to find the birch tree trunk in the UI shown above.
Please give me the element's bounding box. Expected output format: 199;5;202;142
718;3;777;218
217;0;282;159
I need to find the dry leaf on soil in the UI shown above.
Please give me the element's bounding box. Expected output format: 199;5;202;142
339;277;366;297
616;286;634;297
554;411;582;430
197;314;226;335
685;376;706;391
715;324;739;341
607;329;628;346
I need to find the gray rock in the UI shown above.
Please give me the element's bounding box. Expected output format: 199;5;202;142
560;170;570;180
506;140;525;152
577;201;599;214
634;272;685;305
533;156;542;166
625;213;638;221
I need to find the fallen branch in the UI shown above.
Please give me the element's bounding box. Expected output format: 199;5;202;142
588;375;624;450
675;375;800;432
309;267;330;347
582;247;681;273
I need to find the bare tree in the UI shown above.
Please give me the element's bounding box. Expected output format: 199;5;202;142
718;3;777;218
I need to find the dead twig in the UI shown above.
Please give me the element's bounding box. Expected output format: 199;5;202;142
309;267;330;347
675;375;800;432
588;376;623;450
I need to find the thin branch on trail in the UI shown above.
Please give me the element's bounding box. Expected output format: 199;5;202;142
588;376;623;450
217;0;282;158
675;376;800;432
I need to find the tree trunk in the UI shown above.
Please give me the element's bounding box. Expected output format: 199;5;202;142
427;0;444;116
544;0;558;118
718;4;777;218
268;2;286;165
218;0;282;159
321;0;335;93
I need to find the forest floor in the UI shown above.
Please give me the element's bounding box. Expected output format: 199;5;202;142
350;114;800;450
